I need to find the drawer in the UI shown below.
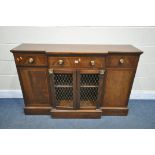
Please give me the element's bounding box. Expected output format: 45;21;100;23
106;55;139;68
14;54;47;66
48;57;105;68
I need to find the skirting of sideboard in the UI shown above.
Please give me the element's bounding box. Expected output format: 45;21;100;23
51;109;102;119
24;106;128;117
101;107;128;116
24;106;51;115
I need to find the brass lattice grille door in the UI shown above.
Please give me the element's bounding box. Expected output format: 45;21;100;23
77;70;105;109
49;69;76;109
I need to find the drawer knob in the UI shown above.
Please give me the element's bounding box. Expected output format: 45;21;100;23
90;60;95;66
58;60;64;65
74;60;79;64
119;58;124;64
28;58;34;64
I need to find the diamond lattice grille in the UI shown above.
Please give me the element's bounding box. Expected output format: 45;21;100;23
53;73;73;107
80;74;99;107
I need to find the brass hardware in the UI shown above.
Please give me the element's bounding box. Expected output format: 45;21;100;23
16;57;20;62
119;58;124;64
16;57;22;62
28;57;34;64
90;60;95;66
48;69;53;74
100;70;105;75
58;60;64;65
74;60;79;64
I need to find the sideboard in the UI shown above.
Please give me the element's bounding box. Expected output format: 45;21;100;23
11;44;143;118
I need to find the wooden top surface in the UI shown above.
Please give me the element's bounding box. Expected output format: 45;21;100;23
11;44;143;54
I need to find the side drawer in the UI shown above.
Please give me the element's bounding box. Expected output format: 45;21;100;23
106;54;139;68
48;57;105;68
14;54;47;66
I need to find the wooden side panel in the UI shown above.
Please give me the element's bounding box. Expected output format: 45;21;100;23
18;67;50;106
102;68;135;107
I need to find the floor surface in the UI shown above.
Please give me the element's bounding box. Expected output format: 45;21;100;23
0;99;155;129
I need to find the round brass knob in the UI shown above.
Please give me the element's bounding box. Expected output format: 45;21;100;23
119;58;124;64
28;57;34;64
58;60;64;65
90;60;95;66
74;60;79;64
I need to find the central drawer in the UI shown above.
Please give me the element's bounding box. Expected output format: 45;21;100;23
48;56;105;68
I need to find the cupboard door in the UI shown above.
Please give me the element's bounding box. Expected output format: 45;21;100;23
18;67;50;106
102;68;135;107
77;69;105;109
49;69;76;109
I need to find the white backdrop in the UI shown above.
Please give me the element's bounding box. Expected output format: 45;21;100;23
0;26;155;98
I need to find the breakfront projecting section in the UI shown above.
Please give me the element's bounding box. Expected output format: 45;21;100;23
11;44;143;118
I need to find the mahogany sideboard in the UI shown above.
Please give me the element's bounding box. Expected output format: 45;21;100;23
11;44;143;118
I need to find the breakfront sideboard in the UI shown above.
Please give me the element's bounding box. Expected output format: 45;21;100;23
11;44;143;118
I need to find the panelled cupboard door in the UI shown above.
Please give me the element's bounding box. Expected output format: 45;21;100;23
18;67;50;106
102;68;135;107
